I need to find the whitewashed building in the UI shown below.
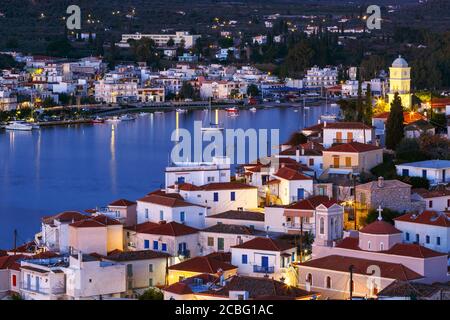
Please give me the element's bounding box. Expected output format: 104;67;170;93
230;237;297;284
394;211;450;254
165;157;231;188
396;160;450;185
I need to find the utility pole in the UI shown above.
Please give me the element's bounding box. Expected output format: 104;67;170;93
349;265;354;300
353;175;357;230
299;217;303;263
13;229;17;255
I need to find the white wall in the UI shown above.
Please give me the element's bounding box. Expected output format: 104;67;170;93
396;165;450;184
136;201;207;229
179;188;258;216
199;231;257;255
65;258;126;299
128;232;200;259
395;221;449;254
323;128;374;148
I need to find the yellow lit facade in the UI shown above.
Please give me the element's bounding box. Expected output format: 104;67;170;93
387;55;412;109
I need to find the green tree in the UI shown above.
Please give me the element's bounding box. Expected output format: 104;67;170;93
166;37;175;47
285;131;308;146
396;138;429;163
139;287;164;300
246;84;259;97
365;208;402;225
42;97;56;108
385;93;405;150
218;37;233;48
46;39;73;57
363;84;373;125
279;40;314;78
179;81;196;100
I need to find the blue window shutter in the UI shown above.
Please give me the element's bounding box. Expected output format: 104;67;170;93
144;240;150;249
213;192;219;202
242;254;248;264
162;243;167;252
153;241;158;250
231;191;235;201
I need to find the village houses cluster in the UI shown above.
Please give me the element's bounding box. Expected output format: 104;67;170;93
1;51;450;300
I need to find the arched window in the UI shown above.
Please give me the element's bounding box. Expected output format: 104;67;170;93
307;273;313;285
326;276;331;289
319;217;325;235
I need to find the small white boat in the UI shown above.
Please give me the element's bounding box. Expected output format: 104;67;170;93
105;116;121;123
176;108;187;113
201;126;224;132
139;112;148;117
119;114;135;121
249;107;257;112
5;121;34;131
320;113;337;121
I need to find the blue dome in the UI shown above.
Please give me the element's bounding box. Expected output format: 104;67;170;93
392;55;408;68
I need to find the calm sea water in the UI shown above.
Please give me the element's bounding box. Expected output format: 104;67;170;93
0;105;337;248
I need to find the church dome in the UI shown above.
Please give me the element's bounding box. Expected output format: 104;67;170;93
392;55;408;68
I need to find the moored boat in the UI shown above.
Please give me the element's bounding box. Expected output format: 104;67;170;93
5;121;34;131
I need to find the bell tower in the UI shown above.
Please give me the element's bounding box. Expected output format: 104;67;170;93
314;202;344;247
387;55;412;109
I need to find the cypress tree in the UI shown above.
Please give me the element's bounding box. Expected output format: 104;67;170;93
364;84;373;125
386;93;405;150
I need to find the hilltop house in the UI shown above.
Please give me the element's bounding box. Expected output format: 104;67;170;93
396;160;450;185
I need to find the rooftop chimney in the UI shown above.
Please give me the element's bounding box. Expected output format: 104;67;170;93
377;176;384;188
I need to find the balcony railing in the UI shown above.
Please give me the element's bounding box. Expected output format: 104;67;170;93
333;138;354;144
253;265;275;274
178;250;191;259
285;222;314;231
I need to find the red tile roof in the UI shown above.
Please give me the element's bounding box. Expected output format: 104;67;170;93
42;211;88;224
164;282;194;295
200;275;317;299
274;167;313;181
0;255;24;271
138;194;205;208
130;221;198;236
231;237;295;252
335;236;446;258
69;215;122;228
325;142;381;153
176;182;257;191
394;211;450;228
126;221;160;233
286;195;339;210
147;190;184;199
206;210;264;222
299;255;422;281
384;243;446;258
373;112;426;125
106;250;171;261
109;199;136;207
412;188;450;199
168;256;237;273
360;220;402;235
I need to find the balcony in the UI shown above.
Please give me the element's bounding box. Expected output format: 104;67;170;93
285;222;314;231
253;265;275;274
177;250;191;259
333;138;354;144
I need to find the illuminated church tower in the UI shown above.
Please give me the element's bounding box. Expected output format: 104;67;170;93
387;55;412;109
